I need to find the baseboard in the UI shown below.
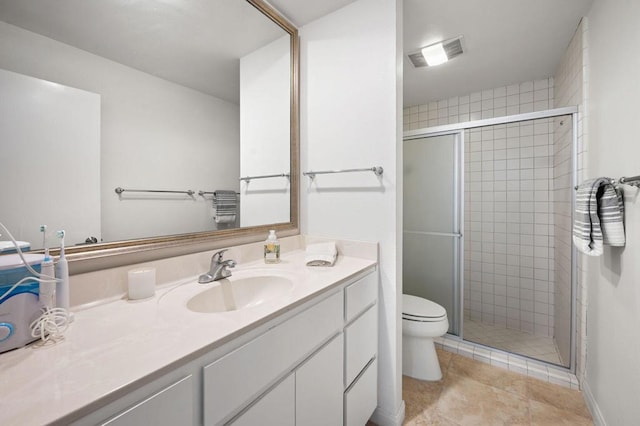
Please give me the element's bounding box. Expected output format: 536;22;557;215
370;401;405;426
582;380;606;426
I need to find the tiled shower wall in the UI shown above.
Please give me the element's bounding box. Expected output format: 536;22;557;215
404;78;558;338
464;115;556;338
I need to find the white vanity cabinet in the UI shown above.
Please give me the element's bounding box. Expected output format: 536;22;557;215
204;291;344;425
343;273;378;426
231;333;344;426
71;269;378;426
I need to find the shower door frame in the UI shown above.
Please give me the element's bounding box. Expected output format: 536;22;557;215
403;106;579;372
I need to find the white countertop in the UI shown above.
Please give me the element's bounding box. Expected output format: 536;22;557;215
0;250;376;425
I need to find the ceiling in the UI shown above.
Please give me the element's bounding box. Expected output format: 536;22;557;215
0;0;286;104
268;0;595;107
1;0;595;108
403;0;594;107
267;0;357;26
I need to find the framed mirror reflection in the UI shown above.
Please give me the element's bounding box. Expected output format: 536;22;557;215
0;0;299;261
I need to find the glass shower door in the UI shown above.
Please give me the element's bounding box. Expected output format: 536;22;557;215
403;132;462;335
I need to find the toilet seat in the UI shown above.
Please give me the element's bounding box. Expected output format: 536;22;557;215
402;294;446;322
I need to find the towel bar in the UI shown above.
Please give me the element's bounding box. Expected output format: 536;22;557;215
303;166;383;179
115;187;195;196
239;173;290;182
574;175;640;190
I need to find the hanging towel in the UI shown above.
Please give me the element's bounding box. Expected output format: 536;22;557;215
213;190;238;224
573;177;625;256
305;242;338;267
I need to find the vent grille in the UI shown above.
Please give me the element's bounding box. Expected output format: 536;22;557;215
408;36;464;68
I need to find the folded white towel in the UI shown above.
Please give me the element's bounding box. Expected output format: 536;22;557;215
573;177;625;256
305;242;338;267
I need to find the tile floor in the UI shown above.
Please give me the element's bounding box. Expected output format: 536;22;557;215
400;349;592;425
464;319;563;365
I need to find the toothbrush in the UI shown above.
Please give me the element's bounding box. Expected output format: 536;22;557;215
39;225;56;308
40;225;49;258
56;230;70;313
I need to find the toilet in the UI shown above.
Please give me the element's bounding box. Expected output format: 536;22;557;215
402;294;449;381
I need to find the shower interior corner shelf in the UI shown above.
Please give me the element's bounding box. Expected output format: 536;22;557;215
303;166;384;179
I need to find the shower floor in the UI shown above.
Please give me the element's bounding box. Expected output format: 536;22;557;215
463;319;562;365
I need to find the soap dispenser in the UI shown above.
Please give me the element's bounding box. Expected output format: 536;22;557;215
264;230;280;264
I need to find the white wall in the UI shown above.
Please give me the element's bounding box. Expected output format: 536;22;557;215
240;35;291;227
0;22;240;243
582;0;640;424
300;0;403;424
0;69;100;248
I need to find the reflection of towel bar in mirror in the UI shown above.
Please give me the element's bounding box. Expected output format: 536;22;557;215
198;191;241;196
115;187;195;196
573;174;640;190
239;173;290;182
303;166;384;179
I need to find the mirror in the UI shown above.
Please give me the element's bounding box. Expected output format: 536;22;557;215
0;0;298;260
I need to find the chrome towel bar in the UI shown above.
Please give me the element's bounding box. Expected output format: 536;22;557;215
239;173;290;182
115;187;195;196
303;166;384;179
198;191;240;196
574;174;640;190
619;175;640;187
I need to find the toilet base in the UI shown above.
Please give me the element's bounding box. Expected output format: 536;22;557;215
402;334;441;381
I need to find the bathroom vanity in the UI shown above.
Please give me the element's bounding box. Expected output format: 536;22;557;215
0;243;378;426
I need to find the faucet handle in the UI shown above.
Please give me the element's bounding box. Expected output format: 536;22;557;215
213;249;228;261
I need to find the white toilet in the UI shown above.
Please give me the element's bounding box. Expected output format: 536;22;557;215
402;294;449;381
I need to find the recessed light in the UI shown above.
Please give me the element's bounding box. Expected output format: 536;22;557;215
421;43;448;66
408;36;465;68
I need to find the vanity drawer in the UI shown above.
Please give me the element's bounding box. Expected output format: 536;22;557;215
344;358;377;426
101;375;193;426
230;374;295;426
203;291;343;425
344;272;377;323
344;304;377;388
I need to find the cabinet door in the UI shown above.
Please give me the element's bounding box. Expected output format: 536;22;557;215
101;375;193;426
231;374;295;426
345;304;378;388
344;358;377;426
296;334;344;426
204;291;343;425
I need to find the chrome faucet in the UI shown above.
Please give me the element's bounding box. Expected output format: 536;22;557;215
198;249;236;283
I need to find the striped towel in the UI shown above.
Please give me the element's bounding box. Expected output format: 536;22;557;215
213;190;238;224
573;178;625;256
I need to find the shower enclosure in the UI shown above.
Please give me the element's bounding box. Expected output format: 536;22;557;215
403;107;577;369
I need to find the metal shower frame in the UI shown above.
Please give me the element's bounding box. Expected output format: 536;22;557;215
403;106;579;372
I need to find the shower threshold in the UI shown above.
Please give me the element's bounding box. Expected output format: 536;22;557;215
435;333;578;390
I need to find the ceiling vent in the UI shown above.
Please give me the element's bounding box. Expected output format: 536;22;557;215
408;36;464;68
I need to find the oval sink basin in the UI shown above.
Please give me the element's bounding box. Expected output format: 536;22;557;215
186;275;293;313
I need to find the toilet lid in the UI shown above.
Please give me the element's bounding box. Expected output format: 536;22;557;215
402;294;446;320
